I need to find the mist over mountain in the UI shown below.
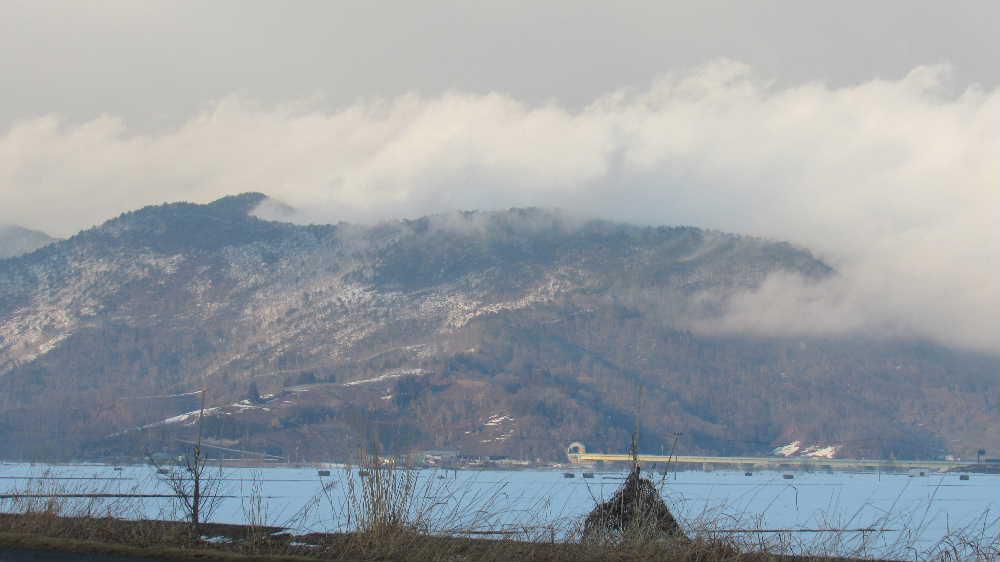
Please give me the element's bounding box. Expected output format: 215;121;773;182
0;194;995;462
0;225;56;259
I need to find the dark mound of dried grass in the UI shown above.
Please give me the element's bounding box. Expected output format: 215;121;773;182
582;465;685;545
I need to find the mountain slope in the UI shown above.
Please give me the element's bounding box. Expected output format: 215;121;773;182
0;225;56;259
0;194;995;461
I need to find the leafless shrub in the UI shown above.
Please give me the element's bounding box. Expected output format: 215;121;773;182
148;388;226;534
149;453;225;535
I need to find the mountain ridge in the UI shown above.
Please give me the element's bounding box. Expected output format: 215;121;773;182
0;225;58;260
0;195;995;462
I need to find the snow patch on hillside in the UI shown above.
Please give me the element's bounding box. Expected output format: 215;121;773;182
442;270;581;329
0;253;185;374
803;445;839;459
772;441;839;459
480;413;517;443
772;441;801;456
161;407;222;426
343;368;428;387
484;414;514;427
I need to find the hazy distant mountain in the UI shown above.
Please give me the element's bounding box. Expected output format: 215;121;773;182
0;225;56;259
0;194;996;462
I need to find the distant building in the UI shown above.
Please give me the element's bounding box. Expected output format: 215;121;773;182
422;449;460;464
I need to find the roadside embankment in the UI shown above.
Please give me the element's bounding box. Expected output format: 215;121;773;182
0;513;881;562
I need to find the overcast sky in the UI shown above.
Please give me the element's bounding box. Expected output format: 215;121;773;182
1;1;998;353
3;1;999;128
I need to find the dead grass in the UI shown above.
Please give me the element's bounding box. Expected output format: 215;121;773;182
0;528;315;562
0;461;871;562
0;513;869;562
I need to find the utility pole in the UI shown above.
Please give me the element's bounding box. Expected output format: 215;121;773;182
191;385;207;533
667;432;683;481
630;381;643;471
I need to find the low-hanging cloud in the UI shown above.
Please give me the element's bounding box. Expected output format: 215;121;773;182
0;60;997;353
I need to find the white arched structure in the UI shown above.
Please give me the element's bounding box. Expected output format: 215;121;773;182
566;442;587;463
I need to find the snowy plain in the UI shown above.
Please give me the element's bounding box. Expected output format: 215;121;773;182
0;463;996;559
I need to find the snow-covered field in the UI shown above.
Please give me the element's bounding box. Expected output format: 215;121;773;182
0;463;995;559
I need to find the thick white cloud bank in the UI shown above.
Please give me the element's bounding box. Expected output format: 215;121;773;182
1;61;997;353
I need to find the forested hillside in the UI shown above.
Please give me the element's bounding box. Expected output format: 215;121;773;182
0;225;56;259
0;194;996;461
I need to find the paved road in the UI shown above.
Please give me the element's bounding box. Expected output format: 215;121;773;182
0;549;170;562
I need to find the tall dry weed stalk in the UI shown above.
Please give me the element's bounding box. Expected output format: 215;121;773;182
334;451;424;537
240;469;271;548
